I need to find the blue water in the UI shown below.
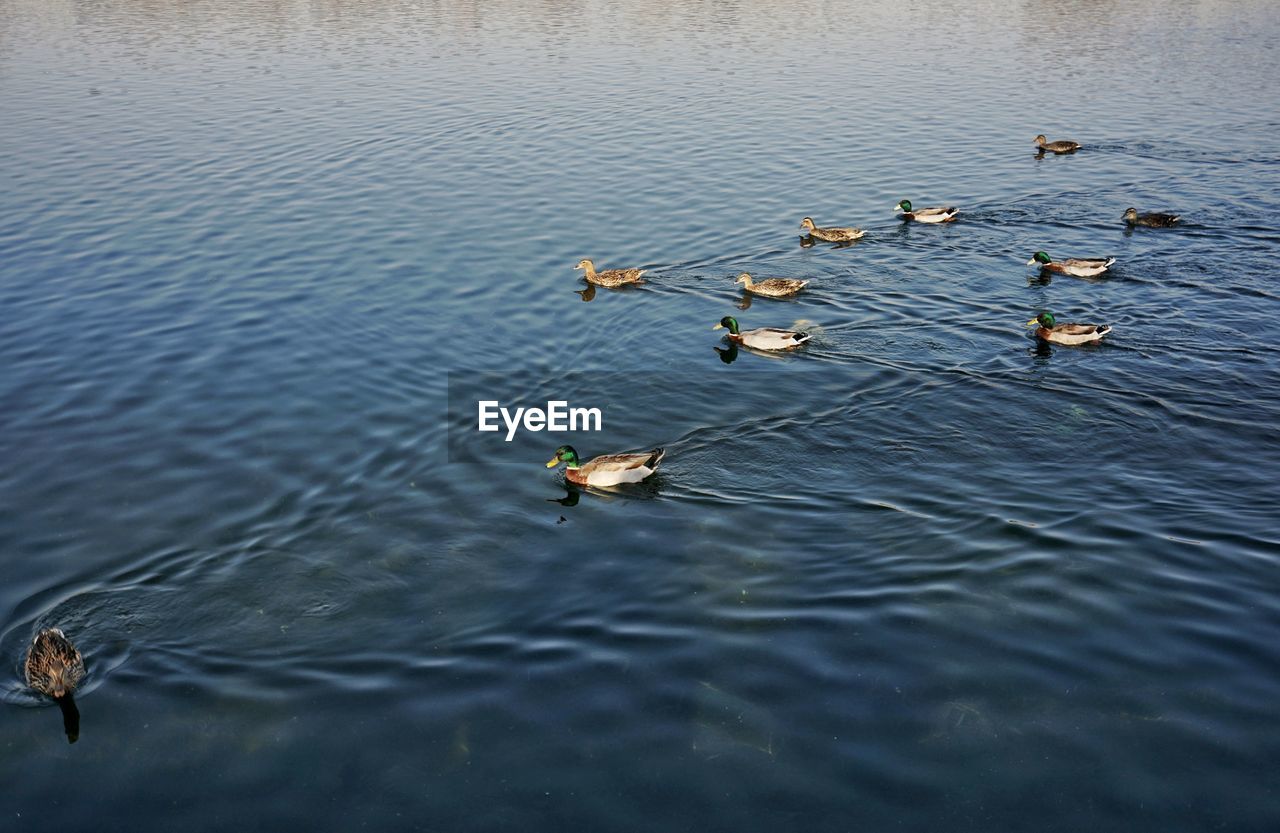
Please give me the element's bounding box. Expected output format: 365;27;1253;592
3;0;1280;829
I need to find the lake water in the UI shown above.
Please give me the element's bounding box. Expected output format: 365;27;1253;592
3;0;1280;829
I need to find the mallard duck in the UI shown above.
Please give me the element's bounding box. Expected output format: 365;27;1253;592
25;628;85;700
575;259;645;287
546;445;665;487
1026;311;1111;345
799;217;864;243
1026;251;1115;277
714;316;811;351
735;273;808;298
1034;134;1081;154
1122;208;1179;227
894;200;958;223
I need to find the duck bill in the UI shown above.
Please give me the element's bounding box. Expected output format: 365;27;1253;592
545;457;560;468
1024;319;1041;327
712;323;724;330
1025;258;1039;266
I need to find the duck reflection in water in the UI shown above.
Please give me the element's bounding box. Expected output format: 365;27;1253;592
575;284;596;302
547;486;582;507
1029;338;1055;365
714;342;740;364
546;475;663;506
736;292;753;311
799;234;859;249
59;698;80;744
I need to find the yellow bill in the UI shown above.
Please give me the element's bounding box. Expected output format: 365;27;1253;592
1025;318;1040;327
712;323;724;330
546;457;560;468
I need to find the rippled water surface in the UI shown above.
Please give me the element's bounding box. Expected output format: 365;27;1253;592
3;0;1280;829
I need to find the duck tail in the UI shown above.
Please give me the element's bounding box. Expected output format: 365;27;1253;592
647;448;666;468
1104;257;1116;268
794;331;812;344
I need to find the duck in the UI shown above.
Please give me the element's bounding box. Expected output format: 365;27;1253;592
799;217;864;243
714;315;811;351
574;259;645;287
1034;134;1081;154
25;627;85;700
894;200;959;223
735;273;808;298
546;445;665;487
1122;208;1180;227
1026;251;1115;277
1026;311;1112;345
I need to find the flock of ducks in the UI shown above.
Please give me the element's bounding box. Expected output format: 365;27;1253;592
19;133;1185;738
549;133;1185;487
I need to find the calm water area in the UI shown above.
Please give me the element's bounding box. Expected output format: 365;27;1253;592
3;0;1280;830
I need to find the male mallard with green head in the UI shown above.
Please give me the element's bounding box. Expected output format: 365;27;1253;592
546;445;665;487
735;273;808;298
1026;311;1112;345
1122;208;1180;227
1026;251;1115;277
799;217;864;243
1034;134;1081;154
25;627;85;700
894;200;958;223
714;316;811;351
575;259;645;287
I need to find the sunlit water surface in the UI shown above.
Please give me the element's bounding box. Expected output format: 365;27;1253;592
3;0;1279;829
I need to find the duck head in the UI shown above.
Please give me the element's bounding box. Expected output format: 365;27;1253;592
1027;251;1053;266
546;445;581;469
1122;208;1138;223
895;200;912;214
1025;311;1056;328
713;316;741;335
799;217;816;232
47;659;70;699
1033;134;1047;145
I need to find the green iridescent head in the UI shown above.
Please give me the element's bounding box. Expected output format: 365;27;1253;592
896;200;912;213
1028;251;1052;265
1025;311;1056;328
713;316;741;335
546;445;580;469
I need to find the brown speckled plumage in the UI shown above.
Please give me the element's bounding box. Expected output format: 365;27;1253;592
1034;134;1081;154
25;628;85;699
575;259;645;287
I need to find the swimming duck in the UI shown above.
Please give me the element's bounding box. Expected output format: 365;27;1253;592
25;628;85;700
1026;311;1111;345
894;200;959;223
1034;134;1081;154
575;259;645;287
714;315;811;351
546;445;665;487
735;273;808;298
799;217;864;243
1122;208;1179;227
1026;251;1115;277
